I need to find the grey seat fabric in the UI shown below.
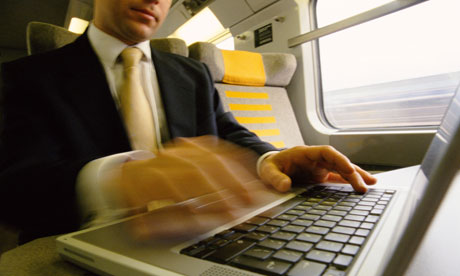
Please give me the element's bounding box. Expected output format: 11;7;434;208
188;42;303;149
26;21;189;57
26;22;80;55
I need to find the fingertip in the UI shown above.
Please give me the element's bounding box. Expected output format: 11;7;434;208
274;178;292;192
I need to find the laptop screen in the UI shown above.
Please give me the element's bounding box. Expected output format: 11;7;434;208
382;81;460;275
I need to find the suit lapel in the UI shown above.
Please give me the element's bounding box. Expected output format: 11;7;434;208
60;34;131;153
151;49;197;138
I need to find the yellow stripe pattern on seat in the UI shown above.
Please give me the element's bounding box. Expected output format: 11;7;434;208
229;104;272;111
225;91;269;99
235;117;276;124
250;129;280;137
270;141;286;148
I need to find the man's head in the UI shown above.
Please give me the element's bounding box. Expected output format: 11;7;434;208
93;0;172;45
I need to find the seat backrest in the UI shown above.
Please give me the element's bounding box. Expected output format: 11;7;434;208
26;21;189;57
188;42;303;149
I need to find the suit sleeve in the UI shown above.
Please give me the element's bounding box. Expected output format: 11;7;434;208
0;61;93;239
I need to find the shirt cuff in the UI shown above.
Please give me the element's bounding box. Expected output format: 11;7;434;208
76;150;156;228
256;151;279;177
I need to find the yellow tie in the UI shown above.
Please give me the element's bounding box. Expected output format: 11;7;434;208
120;47;157;152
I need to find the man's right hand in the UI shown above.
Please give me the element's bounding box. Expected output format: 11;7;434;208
113;136;268;239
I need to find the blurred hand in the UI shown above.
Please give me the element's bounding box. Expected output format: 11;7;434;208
113;136;268;239
259;145;377;193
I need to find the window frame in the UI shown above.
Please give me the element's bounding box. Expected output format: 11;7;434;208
295;0;437;167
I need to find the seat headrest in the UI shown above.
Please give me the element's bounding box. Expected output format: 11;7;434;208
27;22;79;55
150;38;189;57
188;42;297;87
26;22;188;57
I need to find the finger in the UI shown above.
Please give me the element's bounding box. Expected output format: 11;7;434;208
260;159;292;192
355;165;378;185
325;172;348;183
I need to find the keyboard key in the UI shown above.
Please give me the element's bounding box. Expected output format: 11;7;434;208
333;206;352;211
328;210;347;216
294;205;312;211
296;233;322;243
338;220;361;228
243;247;273;260
349;210;369;216
314;205;333;211
231;255;292;276
259;238;286;250
287;260;326;276
180;244;206;256
338;201;356;207
257;225;280;234
206;239;255;263
342;244;360;255
306;226;329;235
362;197;379;202
324;233;350;243
287;209;305;216
354;205;372;211
194;248;216;259
225;232;246;241
258;197;306;219
313;220;336;228
365;215;379;223
215;229;234;238
349;236;365;246
267;219;290;227
360;222;375;230
333;254;353;268
245;232;268;242
282;225;306;233
332;226;355;235
232;223;257;233
358;201;376;207
291;219;313;227
278;214;298;221
273;249;303;263
306;250;336;264
344;215;365;222
308;209;327;216
285;240;313;252
316;241;344;253
370;209;384;215
322;215;342;222
300;214;320;221
271;231;296;241
355;229;370;237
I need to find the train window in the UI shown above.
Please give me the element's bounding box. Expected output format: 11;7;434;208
315;0;460;129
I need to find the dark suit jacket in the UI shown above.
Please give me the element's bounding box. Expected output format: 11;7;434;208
0;33;276;240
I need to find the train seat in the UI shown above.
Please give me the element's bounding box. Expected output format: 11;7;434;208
26;21;189;57
188;42;303;149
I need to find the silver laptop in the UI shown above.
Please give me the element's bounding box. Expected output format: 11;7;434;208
57;82;460;276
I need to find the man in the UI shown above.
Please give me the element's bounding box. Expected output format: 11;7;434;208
0;0;376;241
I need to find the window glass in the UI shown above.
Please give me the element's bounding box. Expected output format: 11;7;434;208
316;0;460;128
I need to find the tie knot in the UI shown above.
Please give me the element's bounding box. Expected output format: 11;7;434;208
121;47;143;69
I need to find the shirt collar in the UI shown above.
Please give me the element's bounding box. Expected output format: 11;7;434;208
88;23;152;68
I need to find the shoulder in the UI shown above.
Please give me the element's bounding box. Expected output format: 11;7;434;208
1;34;94;80
151;49;208;74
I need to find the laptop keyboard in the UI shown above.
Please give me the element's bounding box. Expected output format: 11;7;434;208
180;185;395;276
